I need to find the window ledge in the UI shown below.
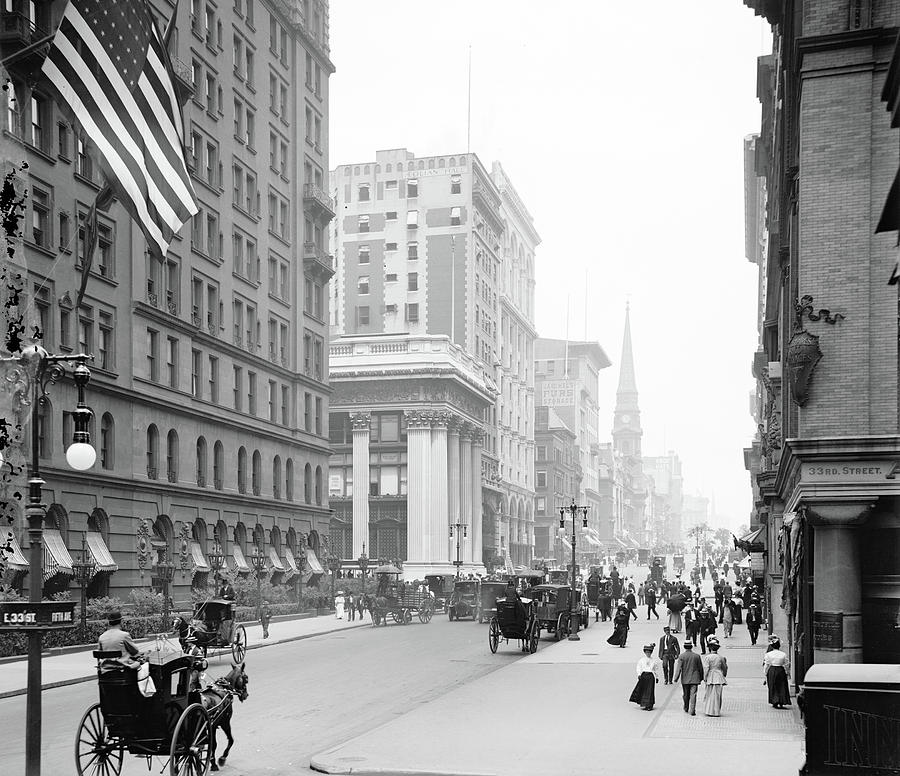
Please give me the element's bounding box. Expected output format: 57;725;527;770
74;172;101;191
25;143;55;164
24;240;57;259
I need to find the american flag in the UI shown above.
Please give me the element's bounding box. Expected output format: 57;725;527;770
42;0;197;260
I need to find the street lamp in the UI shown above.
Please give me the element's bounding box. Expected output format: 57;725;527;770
250;543;268;621
2;345;94;776
326;552;342;609
358;543;369;600
449;522;467;578
558;499;589;642
208;540;225;593
70;533;95;638
155;554;176;627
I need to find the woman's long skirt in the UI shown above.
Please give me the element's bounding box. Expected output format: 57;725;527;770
629;672;656;710
607;623;628;646
335;600;345;619
766;665;791;706
704;683;723;716
667;610;683;633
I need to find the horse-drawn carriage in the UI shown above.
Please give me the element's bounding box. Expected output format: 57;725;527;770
175;599;247;663
372;565;435;626
531;584;587;640
423;574;455;613
448;578;481;621
479;580;508;624
488;595;540;654
75;644;248;776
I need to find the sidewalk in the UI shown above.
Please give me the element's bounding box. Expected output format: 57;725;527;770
311;574;805;776
0;611;370;699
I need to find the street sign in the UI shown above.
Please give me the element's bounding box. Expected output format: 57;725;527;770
0;600;77;630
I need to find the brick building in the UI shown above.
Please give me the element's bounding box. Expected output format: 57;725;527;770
743;0;900;678
0;0;334;600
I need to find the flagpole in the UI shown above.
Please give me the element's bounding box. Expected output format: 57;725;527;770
0;34;54;68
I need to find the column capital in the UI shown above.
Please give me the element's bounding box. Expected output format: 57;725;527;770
431;410;452;430
447;415;463;435
405;409;433;428
350;412;371;431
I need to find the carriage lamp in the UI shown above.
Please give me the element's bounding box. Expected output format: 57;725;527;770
358;544;369;599
450;523;467;578
250;543;268;622
71;533;96;636
208;540;225;591
326;553;342;611
65;363;96;470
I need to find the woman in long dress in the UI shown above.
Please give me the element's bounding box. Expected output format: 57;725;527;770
629;644;660;710
606;604;631;647
702;637;728;716
722;599;733;638
764;636;792;708
334;590;345;619
666;592;685;633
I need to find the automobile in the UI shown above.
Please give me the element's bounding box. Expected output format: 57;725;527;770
530;583;577;640
423;574;455;612
479;580;508;624
448;578;481;621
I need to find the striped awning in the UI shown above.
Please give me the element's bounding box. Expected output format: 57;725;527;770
190;541;210;573
1;530;28;571
86;532;118;575
231;545;250;574
283;547;298;581
584;535;602;547
268;547;285;572
302;548;324;583
560;537;572;551
42;529;74;582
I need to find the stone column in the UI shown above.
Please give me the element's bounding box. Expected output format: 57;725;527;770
350;412;370;559
471;430;484;567
460;426;473;564
807;501;871;664
448;417;461;566
405;410;432;565
430;412;450;563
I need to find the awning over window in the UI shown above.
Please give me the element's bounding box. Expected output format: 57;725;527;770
302;548;324;583
560;537;572;551
231;545;250;574
86;533;118;575
190;541;210;573
584;535;601;547
283;548;298;581
741;525;766;545
268;547;285;572
1;530;28;571
42;529;74;582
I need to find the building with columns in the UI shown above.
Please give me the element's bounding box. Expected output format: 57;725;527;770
327;334;493;578
744;0;900;677
328;149;538;571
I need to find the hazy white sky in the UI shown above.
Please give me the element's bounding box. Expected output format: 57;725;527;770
328;1;771;531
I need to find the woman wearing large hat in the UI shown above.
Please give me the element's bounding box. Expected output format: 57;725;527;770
763;636;791;708
701;637;728;716
629;644;661;711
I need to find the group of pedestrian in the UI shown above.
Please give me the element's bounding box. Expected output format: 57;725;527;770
334;591;368;621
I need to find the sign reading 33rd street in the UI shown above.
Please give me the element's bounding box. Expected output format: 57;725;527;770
0;601;77;630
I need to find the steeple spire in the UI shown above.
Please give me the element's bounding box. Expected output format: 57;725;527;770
612;302;642;457
617;302;638;398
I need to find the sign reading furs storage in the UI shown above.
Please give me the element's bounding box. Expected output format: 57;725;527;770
541;380;576;408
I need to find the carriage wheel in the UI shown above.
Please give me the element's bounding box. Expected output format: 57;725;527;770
555;613;569;641
582;608;590;630
170;703;211;776
391;611;402;624
529;623;540;654
75;703;124;776
402;609;413;625
488;618;500;654
419;602;434;624
448;608;455;621
231;625;247;663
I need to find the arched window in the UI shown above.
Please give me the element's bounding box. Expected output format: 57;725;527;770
273;455;282;499
271;525;282;553
363;164;369;174
286;526;297;553
213;441;224;490
285;458;294;501
234;521;247;552
100;413;114;469
252;523;265;554
386;163;392;172
166;429;179;482
315;465;323;505
397;162;403;172
153;514;174;563
252;450;261;495
214;519;228;553
449;157;456;166
427;159;434;169
87;508;111;597
353;165;360;174
417;161;424;170
192;518;208;545
438;157;445;168
308;529;320;553
238;446;248;493
304;463;312;503
146;424;159;478
196;436;207;487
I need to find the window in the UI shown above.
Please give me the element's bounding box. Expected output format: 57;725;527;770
196;436;207;486
358;184;369;202
30;94;47;151
357;306;370;326
385;273;397;282
167;337;178;388
385;242;397;252
281;384;289;426
76;136;92;179
407;210;418;228
100;413;114;469
358;215;369;233
315;397;323;436
358;244;370;264
233;365;243;410
58;211;70;252
57;122;69;158
451;175;461;194
31;187;50;248
60;307;71;349
407;272;418;292
208;355;218;402
98;312;113;370
285;458;294;500
405;303;419;323
248;371;257;414
304;392;311;431
146;425;159;478
450;206;461;226
273;455;281;499
269;73;278;113
191;349;202;397
78;307;93;353
357;276;369;295
268;379;276;421
33;284;50;344
279;83;288;117
537;445;546;461
407;179;418;198
251;450;261;495
408;241;418;260
213;441;224;489
386;210;397;221
386;180;397;190
536;471;547;488
238;447;247;492
147;329;159;381
536;497;546;515
245;108;255;148
97;224;113;277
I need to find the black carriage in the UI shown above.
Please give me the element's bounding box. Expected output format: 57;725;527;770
531;584;578;640
673;554;686;573
547;569;569;586
488;595;540;654
372;567;435;626
184;599;247;663
76;648;215;776
479;581;508;624
448;579;481;621
423;574;455;612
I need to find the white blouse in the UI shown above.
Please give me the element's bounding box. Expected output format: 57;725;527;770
636;655;661;679
764;649;790;671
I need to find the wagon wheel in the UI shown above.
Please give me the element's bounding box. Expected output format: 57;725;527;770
418;602;434;624
231;625;247;663
581;607;590;630
488;617;500;654
170;703;211;776
402;608;413;625
75;703;124;776
529;623;540;654
391;610;402;624
555;613;569;641
448;608;455;622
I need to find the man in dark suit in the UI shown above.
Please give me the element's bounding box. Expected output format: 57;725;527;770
657;626;680;684
673;640;704;715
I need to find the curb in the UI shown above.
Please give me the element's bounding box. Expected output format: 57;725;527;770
0;620;370;700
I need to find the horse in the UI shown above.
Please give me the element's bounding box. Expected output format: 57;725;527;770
173;614;211;655
198;662;249;771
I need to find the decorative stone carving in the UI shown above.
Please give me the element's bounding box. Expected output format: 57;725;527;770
136;519;152;576
178;523;191;574
349;412;371;431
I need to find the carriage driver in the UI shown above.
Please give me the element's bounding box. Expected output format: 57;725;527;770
98;611;143;673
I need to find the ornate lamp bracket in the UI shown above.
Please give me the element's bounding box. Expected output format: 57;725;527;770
786;296;845;406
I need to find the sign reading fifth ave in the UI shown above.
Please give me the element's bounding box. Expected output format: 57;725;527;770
0;601;77;630
802;461;900;484
540;380;576;408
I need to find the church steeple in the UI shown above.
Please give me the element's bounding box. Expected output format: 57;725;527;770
613;303;642;458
